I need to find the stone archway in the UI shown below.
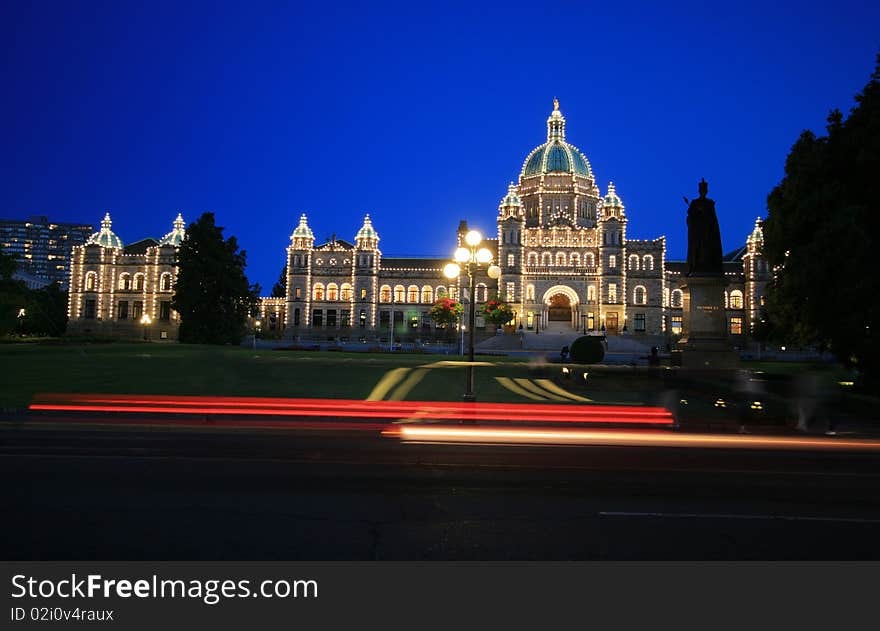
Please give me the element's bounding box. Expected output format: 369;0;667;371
541;285;580;327
548;294;571;321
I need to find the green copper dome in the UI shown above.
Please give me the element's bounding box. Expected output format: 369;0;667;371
520;99;593;179
159;213;186;246
355;214;379;241
290;214;314;240
603;182;624;208
86;213;124;249
499;183;523;208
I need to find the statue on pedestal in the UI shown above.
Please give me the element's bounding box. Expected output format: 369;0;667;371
685;178;723;276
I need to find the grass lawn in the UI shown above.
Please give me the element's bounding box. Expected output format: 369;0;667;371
0;342;866;427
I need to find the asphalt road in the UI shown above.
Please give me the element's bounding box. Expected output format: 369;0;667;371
5;419;880;560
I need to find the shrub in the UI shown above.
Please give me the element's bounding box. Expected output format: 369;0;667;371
569;336;605;364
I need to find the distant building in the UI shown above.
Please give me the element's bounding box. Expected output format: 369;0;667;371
66;213;185;340
0;215;93;289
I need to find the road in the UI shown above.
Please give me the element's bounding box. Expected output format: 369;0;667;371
4;417;880;560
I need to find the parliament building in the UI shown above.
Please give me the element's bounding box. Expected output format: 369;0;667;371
66;101;769;343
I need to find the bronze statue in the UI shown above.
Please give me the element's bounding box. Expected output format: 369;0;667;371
685;178;723;275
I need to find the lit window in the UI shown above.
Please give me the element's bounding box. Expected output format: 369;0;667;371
407;285;419;303
585;252;595;267
340;283;352;301
608;255;617;269
160;273;172;292
507;253;515;267
435;286;447;299
730;290;743;309
360;288;367;300
541;252;552;266
421;285;433;304
587;285;596;302
570;252;580;267
118;274;131;290
295;287;302;300
633;286;647;305
608;283;617;303
671;315;682;334
133;274;145;291
380;285;391;302
85;272;97;291
394;285;405;302
527;252;538;266
526;284;535;301
506;282;515;301
730;317;743;335
556;252;566;266
476;283;488;302
643;255;654;271
313;283;325;301
671;289;683;308
327;283;339;301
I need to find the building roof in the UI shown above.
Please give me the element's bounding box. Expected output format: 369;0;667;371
381;257;445;270
124;238;159;254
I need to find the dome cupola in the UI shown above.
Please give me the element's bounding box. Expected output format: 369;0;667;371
355;214;380;249
86;212;124;249
498;183;524;219
159;213;186;246
520;99;593;180
290;214;315;249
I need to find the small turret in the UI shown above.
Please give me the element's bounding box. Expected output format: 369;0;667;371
290;214;315;249
159;213;186;246
86;212;124;249
355;214;380;250
498;183;524;220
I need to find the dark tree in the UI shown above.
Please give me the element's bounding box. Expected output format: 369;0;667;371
0;247;28;336
271;266;287;297
172;213;259;344
763;54;880;378
20;282;68;336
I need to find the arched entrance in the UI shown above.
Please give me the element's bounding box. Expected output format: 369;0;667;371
541;285;580;329
548;294;571;321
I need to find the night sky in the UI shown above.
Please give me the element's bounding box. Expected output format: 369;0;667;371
2;1;877;290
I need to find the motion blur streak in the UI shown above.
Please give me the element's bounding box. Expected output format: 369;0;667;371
389;426;880;452
29;393;674;426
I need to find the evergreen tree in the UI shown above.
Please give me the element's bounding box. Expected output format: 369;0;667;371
20;282;68;336
271;266;287;297
763;54;880;378
0;247;28;336
172;213;259;344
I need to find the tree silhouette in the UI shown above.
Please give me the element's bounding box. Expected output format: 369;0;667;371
172;213;259;344
271;266;287;297
763;53;880;379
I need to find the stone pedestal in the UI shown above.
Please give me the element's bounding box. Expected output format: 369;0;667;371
677;275;739;369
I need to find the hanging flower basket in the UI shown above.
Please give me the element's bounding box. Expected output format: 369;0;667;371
481;295;515;327
429;296;463;328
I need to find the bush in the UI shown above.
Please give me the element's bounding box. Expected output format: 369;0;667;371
569;336;605;364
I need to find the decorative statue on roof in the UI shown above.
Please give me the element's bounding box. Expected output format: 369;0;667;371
684;178;723;276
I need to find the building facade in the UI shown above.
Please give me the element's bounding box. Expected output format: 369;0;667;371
275;101;770;343
0;215;93;289
66;213;185;340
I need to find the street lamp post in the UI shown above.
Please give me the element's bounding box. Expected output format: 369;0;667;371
444;229;501;402
254;319;261;350
140;313;152;341
581;313;588;335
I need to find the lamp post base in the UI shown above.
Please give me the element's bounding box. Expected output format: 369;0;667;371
462;393;476;402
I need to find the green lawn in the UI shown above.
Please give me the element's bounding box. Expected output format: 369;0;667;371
0;343;866;427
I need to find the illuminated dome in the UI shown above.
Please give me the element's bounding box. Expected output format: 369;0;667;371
290;214;314;240
86;213;124;249
520;99;592;179
159;213;186;246
355;214;379;241
499;183;523;208
603;182;624;209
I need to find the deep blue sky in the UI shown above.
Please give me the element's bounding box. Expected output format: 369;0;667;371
2;1;878;290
